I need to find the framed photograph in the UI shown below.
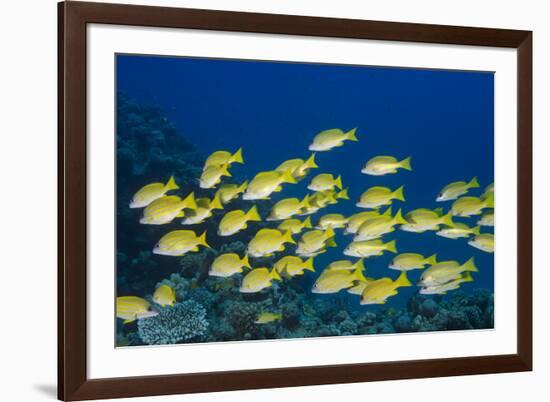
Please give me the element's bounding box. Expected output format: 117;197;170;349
58;1;532;400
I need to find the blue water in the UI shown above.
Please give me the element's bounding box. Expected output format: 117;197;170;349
117;54;493;313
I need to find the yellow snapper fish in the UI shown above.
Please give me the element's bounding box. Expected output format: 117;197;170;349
239;267;281;293
360;271;412;305
436;222;480;239
389;253;437;271
255;312;283;324
361;156;412;176
356;185;405;209
345;210;383;235
247;229;295;257
478;210;494;226
199;163;232;189
482;182;494;200
215;181;248;205
451;193;494;217
400;208;454;233
468;233;494;253
153;284;176;307
316;213;349;230
354;209;407;241
277;216;312;234
116;296;158;324
419;257;478;287
307;173;343;192
153;230;210;256
308;127;358;151
312;266;368;294
275;153;318;180
130;176;179;208
218;205;261;236
209;253;251;277
347;277;376;295
181;194;223;225
296;227;337;257
203;148;243;170
326;258;365;271
140;193;197;225
436;177;480;202
242;170;297;200
420;272;474;295
344;239;397;258
267;195;310;221
273;256;315;277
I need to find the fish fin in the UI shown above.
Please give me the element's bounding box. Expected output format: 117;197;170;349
283;229;296;245
241;254;251;269
246;205;262;222
433;207;444;216
165;175;179;191
354;258;365;271
346;127;358;142
303;216;313;229
210;193;224;210
274;185;283;192
393;185;405;202
395;271;412;287
281;169;298;184
304;257;316;272
468;176;480;189
382;206;393;217
462;271;474;282
483;192;495;208
337;188;350;200
461;257;478;272
393;209;407;225
472;226;481;236
238;180;248;194
440;212;454;227
400;156;412;171
231;147;244;164
198;231;210;248
271;269;282;281
182;192;197;210
334;175;343;190
325;237;338;248
176;211;185;218
386;240;397;253
425;254;438;266
305;153;318;169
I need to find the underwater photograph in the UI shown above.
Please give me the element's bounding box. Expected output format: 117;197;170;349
115;54;494;347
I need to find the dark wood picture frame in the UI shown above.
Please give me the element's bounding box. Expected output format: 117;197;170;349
58;1;532;400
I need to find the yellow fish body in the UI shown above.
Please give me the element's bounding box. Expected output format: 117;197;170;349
316;213;348;230
153;284;176;307
267;195;310;221
360;272;412;305
130;176;179;208
215;181;248;204
344;239;397;258
204;148;243;169
357;186;405;209
345;210;382;234
255;312;283;324
181;194;223;225
153;230;210;256
436;177;479;201
354;209;407;241
420;272;474;295
247;229;295;257
116;296;158;324
218;205;261;236
243;170;297;200
419;257;478;287
140;193;197;225
468;233;494;253
478;210;494;226
451;194;494;217
312;266;367;294
296;227;336;257
326;258;365;272
436;223;480;239
276;153;318;179
209;253;251;277
240;267;281;293
401;208;453;232
199;164;232;189
307;173;343;192
277;216;312;234
273;256;315;277
309;128;358;151
389;253;437;271
361;156;412;176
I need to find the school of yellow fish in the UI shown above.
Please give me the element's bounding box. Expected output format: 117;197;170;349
117;128;494;324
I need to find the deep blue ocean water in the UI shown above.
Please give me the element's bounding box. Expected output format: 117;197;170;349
116;54;493;317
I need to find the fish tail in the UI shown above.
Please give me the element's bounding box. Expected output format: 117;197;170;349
283;230;296;245
325;226;336;240
238;180;248;194
210;192;224;210
241;254;251;269
425;253;438;266
281;169;298;184
346;127;358;142
433;207;444;216
400;156;412;171
325;237;337;248
382;206;393;217
221;163;232;177
271;269;282;281
354;266;368;282
483;192;495;208
462;271;475;282
334;175;343;190
231;147;244;164
301;194;311;209
385;240;397;253
354;258;365;271
198;231;211;248
182;192;197;210
246;205;262;222
393;209;407;225
468;176;480;188
440;212;454;227
462;257;478;272
395;271;412;287
304;257;316;272
472;225;481;236
393;185;405;202
305;153;318;169
303;216;313;229
337;188;350;200
165;175;179;191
